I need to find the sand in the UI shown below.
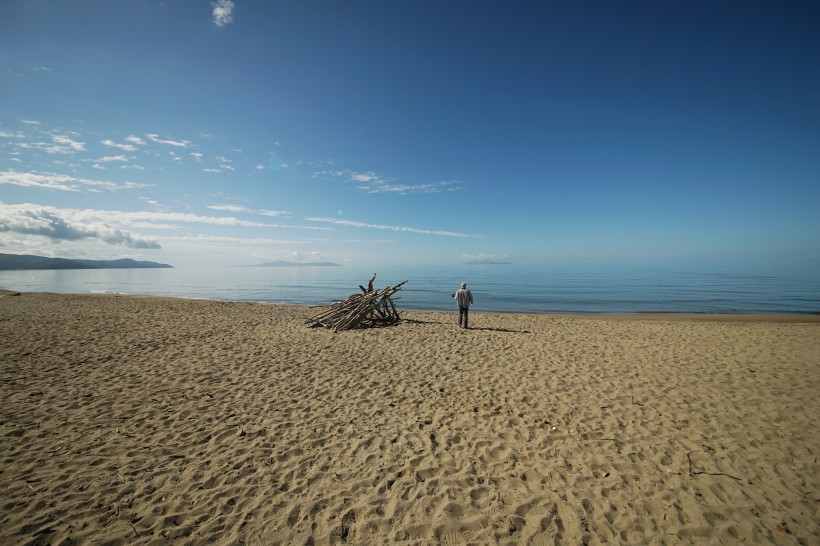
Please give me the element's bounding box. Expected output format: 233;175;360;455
1;290;818;545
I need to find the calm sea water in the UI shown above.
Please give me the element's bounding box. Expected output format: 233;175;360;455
1;264;818;314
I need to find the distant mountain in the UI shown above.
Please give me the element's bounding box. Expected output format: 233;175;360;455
0;253;173;270
250;260;341;267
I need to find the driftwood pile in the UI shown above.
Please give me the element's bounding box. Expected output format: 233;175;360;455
305;274;408;332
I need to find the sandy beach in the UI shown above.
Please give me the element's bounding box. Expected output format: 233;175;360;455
1;290;818;545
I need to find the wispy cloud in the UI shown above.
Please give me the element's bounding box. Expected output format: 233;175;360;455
201;156;235;172
208;204;290;217
70;209;328;231
101;139;137;152
320;170;460;194
146;133;191;148
95;155;129;163
0;170;121;192
155;234;330;245
0;203;161;249
207;204;245;213
90;155;130;170
14;133;87;155
107;210;275;229
212;0;235;27
203;164;235;173
125;135;145;145
305;217;478;237
48;135;86;154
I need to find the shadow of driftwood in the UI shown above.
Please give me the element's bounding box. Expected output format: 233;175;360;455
463;326;531;334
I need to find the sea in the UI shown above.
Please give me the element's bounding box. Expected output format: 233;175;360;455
1;263;819;315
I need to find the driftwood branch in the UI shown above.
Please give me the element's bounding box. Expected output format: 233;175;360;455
306;276;408;332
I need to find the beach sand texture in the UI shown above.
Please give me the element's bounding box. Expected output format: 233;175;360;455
1;291;818;545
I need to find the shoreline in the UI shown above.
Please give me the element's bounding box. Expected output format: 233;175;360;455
3;289;819;322
2;291;818;544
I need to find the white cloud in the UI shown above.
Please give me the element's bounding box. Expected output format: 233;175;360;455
320;170;460;195
212;0;235;27
0;131;23;138
2;202;313;242
202;163;235;173
47;135;86;154
365;180;459;194
257;209;289;217
146;133;191;148
208;204;290;217
156;235;330;247
121;181;151;189
101;139;137;152
21;120;42;125
304;217;478;238
190;152;204;162
105;210;274;228
139;197;161;208
350;172;380;183
0;203;161;249
125;135;145;145
77;209;323;231
95;155;129;163
208;204;245;213
0;170;119;192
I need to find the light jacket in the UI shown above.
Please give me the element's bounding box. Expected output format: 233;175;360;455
455;288;473;308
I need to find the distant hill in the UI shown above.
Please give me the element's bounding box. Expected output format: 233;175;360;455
0;253;173;270
250;260;341;267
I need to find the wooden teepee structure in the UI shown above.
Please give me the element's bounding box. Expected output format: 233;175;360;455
305;274;408;332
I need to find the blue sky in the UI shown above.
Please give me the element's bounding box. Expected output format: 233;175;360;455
1;1;818;268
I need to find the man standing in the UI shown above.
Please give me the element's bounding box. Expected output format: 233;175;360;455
453;282;473;329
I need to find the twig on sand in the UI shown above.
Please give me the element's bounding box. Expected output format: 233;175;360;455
686;449;744;481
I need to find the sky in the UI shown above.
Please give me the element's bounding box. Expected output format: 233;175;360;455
1;1;819;269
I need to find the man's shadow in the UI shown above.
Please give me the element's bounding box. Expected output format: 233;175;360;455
464;326;531;334
402;319;530;334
